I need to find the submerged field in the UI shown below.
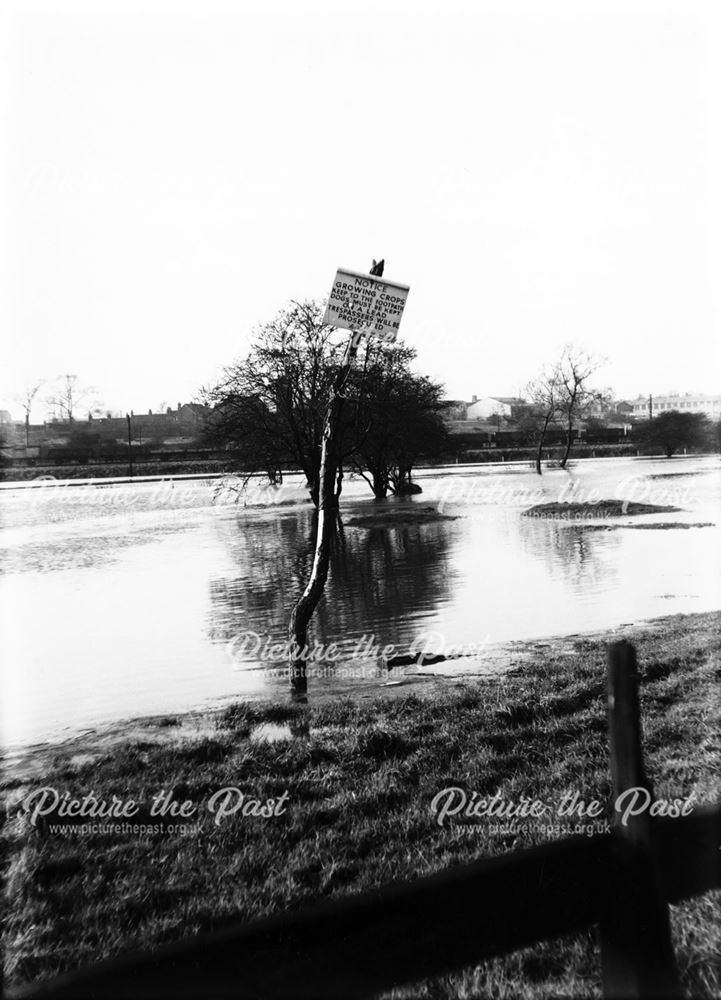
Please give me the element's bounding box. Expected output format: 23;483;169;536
5;455;720;748
2;610;720;998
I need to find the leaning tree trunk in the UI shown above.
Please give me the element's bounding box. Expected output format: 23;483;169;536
288;348;356;695
560;418;574;469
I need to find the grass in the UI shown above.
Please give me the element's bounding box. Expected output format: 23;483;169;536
2;611;720;998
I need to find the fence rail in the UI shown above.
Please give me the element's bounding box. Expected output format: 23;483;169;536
10;642;721;1000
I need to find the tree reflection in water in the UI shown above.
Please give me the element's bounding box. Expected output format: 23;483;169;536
517;516;621;592
207;506;455;673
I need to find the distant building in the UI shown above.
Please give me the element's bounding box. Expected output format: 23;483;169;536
1;401;212;461
177;402;209;426
630;394;721;420
466;396;527;421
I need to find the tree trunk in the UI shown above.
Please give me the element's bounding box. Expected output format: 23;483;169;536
560;418;573;469
288;348;355;695
372;467;388;499
535;412;552;475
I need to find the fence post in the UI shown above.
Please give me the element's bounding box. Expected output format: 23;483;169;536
599;640;683;999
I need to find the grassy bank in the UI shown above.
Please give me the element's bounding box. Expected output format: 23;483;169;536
2;611;720;998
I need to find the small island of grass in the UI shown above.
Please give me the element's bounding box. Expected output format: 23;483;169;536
523;500;682;519
344;505;460;529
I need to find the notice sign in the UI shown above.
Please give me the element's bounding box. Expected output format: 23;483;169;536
323;268;410;343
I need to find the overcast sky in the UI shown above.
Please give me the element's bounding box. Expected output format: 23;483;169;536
2;0;720;420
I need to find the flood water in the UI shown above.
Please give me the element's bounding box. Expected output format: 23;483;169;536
2;456;720;747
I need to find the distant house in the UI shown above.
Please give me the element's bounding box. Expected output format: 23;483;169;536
177;402;210;426
466;396;527;421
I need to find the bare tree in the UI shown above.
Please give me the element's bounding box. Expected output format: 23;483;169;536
525;367;561;475
15;381;44;448
554;347;604;469
204;304;447;504
202;301;347;506
45;375;96;423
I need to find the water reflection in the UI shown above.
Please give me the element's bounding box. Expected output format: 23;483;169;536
208;512;316;640
207;508;456;666
517;517;620;592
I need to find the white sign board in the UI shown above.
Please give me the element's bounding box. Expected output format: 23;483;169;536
323;268;410;343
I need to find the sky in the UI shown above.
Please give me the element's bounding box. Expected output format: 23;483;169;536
1;0;720;421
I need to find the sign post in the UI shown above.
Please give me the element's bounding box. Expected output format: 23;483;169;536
288;263;409;696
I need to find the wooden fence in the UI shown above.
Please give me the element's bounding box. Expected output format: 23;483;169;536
11;641;721;1000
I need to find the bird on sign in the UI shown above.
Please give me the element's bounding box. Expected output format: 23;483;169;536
370;259;385;276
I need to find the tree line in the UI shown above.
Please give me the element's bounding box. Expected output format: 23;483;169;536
201;306;719;500
5;312;718;478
